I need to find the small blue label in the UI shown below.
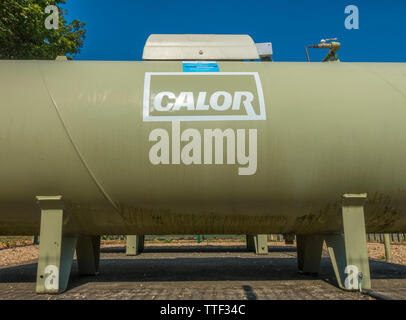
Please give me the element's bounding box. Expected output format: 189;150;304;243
183;62;219;72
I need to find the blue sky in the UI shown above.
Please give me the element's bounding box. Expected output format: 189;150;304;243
63;0;406;62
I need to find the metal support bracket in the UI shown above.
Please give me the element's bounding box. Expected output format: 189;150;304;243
254;234;269;255
126;235;145;256
296;234;324;275
246;234;255;252
35;196;77;294
325;194;371;290
246;234;268;254
76;235;100;275
383;234;392;263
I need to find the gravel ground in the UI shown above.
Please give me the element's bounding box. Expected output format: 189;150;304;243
1;238;406;268
0;245;39;268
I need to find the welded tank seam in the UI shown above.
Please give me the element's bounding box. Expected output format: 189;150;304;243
37;65;119;212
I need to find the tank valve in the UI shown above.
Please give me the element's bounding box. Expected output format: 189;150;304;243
306;38;341;62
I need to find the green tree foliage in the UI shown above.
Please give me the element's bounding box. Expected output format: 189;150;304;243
0;0;86;59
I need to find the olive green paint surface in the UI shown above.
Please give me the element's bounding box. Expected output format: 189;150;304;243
297;234;324;274
328;194;371;290
76;235;100;275
1;61;406;235
126;235;145;256
384;233;392;262
35;196;77;293
253;234;268;255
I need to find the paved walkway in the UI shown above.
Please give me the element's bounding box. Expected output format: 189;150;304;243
0;245;405;300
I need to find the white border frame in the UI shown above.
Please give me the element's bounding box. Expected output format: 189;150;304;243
143;72;266;122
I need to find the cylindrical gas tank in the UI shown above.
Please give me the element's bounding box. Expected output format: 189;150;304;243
0;60;406;235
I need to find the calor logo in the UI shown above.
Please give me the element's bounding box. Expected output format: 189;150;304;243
143;72;266;122
143;71;266;176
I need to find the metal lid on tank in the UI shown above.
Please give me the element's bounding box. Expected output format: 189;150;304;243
142;34;260;61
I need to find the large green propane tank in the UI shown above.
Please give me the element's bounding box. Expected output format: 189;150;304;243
0;60;405;235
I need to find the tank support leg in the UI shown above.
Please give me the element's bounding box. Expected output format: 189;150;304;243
139;235;145;253
35;196;77;294
325;194;371;290
246;235;268;254
126;235;145;256
246;235;255;252
254;234;269;255
383;234;392;263
296;234;324;274
76;236;100;275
